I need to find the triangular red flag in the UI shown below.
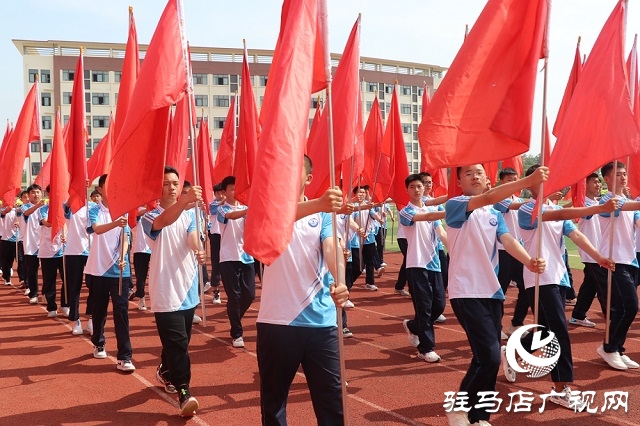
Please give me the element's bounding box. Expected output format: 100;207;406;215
195;118;214;214
35;124;70;190
114;7;139;142
86;114;114;183
429;168;448;197
384;85;410;209
484;161;499;187
107;0;188;220
419;0;548;169
553;38;583;137
49;111;70;242
212;95;236;184
501;155;524;177
165;95;190;185
361;97;391;203
341;90;365;198
65;54;88;213
305;99;322;156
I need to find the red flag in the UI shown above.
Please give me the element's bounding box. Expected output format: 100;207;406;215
544;1;640;198
233;44;261;205
48;111;70;242
106;0;188;220
627;35;640;125
0;121;13;175
448;169;463;198
361;97;391;203
311;6;328;93
0;82;40;205
195;118;214;213
484;161;499;187
418;0;548;169
65;54;88;213
430;168;448;197
114;7;139;142
341;86;365;197
165;95;190;184
384;85;410;209
552;38;583;137
86;114;114;183
305;99;322;155
501;155;523;177
212;95;236;184
421;83;430;121
35;123;69;190
244;0;320;265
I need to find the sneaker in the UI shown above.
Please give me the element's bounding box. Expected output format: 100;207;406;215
19;280;25;289
402;319;420;347
85;318;94;336
128;288;135;301
597;344;628;370
417;351;441;363
203;282;211;293
362;268;366;274
376;266;385;278
62;307;70;317
72;320;83;335
93;346;107;359
565;298;577;306
474;421;492;426
29;297;38;304
342;327;353;338
344;299;355;308
435;314;446;323
446;411;470;426
620;354;640;369
192;314;202;324
569;317;595;328
364;284;378;291
232;337;245;348
117;359;136;372
3;279;10;286
509;281;517;287
156;364;177;393
500;331;508;340
24;288;30;296
47;310;57;318
10;268;13;276
138;299;147;311
500;345;516;383
212;291;221;304
380;262;387;268
395;289;411;297
179;389;199;417
549;385;573;409
506;324;529;337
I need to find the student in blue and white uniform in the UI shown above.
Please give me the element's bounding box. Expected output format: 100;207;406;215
0;202;18;285
208;183;225;304
132;206;151;311
257;155;348;426
351;186;379;291
15;191;29;288
20;184;44;304
39;190;66;318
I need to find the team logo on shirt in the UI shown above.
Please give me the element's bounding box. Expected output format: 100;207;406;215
308;217;319;227
489;217;498;226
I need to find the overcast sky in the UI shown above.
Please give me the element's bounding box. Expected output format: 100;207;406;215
0;0;637;155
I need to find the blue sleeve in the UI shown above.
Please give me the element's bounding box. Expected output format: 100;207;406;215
87;205;99;234
563;220;577;236
319;213;333;242
495;212;509;242
494;198;512;214
141;212;161;241
433;219;442;228
445;196;472;229
635;211;640;223
599;193;621;218
63;203;72;220
437;204;445;212
217;205;230;224
518;203;537;230
39;205;49;225
187;210;196;233
399;206;416;227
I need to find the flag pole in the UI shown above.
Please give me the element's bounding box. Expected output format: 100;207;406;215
36;74;43;175
321;1;349;421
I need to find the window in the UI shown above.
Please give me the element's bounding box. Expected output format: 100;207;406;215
43;139;52;153
92;71;109;82
62;70;75;81
259;76;268;87
86;140;92;159
385;103;391;113
413;113;418;122
214;95;229;107
378;83;385;92
400;104;411;115
92;116;109;128
412;86;418;94
381;110;385;120
92;93;109;105
405;142;412;151
214;139;221;151
193;73;208;85
84;70;91;90
260;96;264;107
310;98;321;109
366;101;373;112
63;115;70;126
42;116;52;130
114;71;122;83
418;87;424;96
385;85;394;94
402;124;412;134
85;93;91;113
63;92;72;104
413;131;418;141
31;163;41;177
93;138;101;149
28;69;38;83
230;75;238;84
194;95;208;107
31;142;41;152
412;94;418;103
401;86;411;95
213;117;226;129
379;91;385;101
41;93;51;107
213;75;229;85
366;82;377;92
40;70;51;84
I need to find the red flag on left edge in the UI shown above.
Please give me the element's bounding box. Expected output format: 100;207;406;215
384;85;410;209
106;0;188;220
244;0;320;265
49;111;70;242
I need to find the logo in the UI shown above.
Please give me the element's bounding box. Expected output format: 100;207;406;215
308;217;319;227
489;217;498;226
505;324;560;378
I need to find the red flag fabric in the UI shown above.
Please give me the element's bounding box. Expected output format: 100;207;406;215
165;95;190;184
552;38;583;137
0;121;13;174
212;95;236;184
448;169;463;198
65;54;88;213
233;45;261;205
361;97;391;203
35;123;69;190
418;0;548;169
570;180;586;207
421;83;430;121
86;114;114;183
311;9;328;94
430;168;448;197
106;0;188;220
340;86;365;198
305;99;322;155
114;7;139;142
501;155;524;177
484;161;499;187
48;111;70;242
544;0;640;198
626;36;640;126
195;118;214;213
384;85;410;209
244;0;319;265
0;82;40;205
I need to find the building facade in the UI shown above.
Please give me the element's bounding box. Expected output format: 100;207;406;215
13;39;446;184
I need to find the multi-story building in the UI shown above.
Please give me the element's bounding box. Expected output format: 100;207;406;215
13;39;446;184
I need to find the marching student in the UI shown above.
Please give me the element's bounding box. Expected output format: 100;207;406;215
85;174;135;372
19;184;44;304
131;206;151;311
593;161;640;370
509;164;616;408
399;174;447;363
351;186;379;291
375;200;393;270
208;183;225;304
394;211;410;296
39;187;67;318
570;173;604;327
15;191;29;288
141;166;206;417
217;175;255;348
256;155;349;425
0;202;18;285
83;192;101;335
444;164;547;426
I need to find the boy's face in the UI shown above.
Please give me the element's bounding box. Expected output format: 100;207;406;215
458;165;487;196
500;174;518;184
162;173;180;202
214;190;225;202
28;189;42;204
91;193;102;203
20;194;29;204
422;176;433;194
355;189;365;203
586;177;602;197
223;184;235;201
406;180;425;202
604;167;627;192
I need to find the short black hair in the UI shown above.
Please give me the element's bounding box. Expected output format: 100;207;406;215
27;184;42;194
19;190;28;198
525;164;540;177
183;181;192;188
601;161;625;178
220;176;235;190
45;185;50;194
303;155;313;175
418;171;432;179
456;164;485;179
90;189;101;197
213;183;223;192
499;168;518;180
164;165;179;178
586;173;599;182
362;184;370;191
98;174;108;188
352;186;364;195
405;173;423;188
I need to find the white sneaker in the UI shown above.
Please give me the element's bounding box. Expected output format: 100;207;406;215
549;385;573;409
85;318;94;336
417;350;440;363
500;331;508;340
29;297;38;304
446;411;470;426
62;307;70;317
364;284;378;291
10;268;13;276
395;289;411;297
435;314;446;323
72;320;83;335
117;359;136;372
500;345;516;383
212;292;222;304
203;282;211;293
620;354;640;369
402;319;420;347
375;266;385;278
138;299;147;311
192;314;202;324
380;262;387;268
47;310;57;318
344;299;355;309
24;288;30;296
569;317;595;328
597;344;628;370
93;346;107;359
232;337;245;348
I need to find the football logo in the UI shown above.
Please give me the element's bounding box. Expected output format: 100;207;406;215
505;324;560;378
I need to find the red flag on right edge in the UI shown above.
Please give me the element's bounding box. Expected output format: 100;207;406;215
544;0;640;198
212;95;236;184
625;35;640;196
